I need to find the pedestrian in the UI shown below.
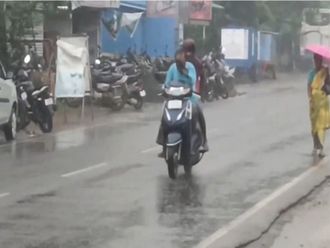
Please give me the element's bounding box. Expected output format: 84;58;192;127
308;53;330;157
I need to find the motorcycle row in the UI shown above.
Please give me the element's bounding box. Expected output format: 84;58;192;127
154;50;236;179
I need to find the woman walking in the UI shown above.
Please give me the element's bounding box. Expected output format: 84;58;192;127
308;53;330;157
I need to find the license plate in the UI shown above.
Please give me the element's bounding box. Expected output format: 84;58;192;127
168;100;182;109
139;90;146;97
44;98;53;106
21;92;27;100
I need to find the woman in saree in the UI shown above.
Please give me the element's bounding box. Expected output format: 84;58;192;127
308;54;330;157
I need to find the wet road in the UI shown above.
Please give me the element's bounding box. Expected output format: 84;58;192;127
0;75;319;248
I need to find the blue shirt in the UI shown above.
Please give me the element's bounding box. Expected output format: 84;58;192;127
165;62;198;102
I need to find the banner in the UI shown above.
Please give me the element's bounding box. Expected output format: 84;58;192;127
55;36;91;98
121;12;143;37
189;0;212;22
102;11;143;40
147;1;177;17
72;0;119;10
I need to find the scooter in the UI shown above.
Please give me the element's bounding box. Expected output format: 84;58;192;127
125;71;146;110
92;59;128;111
160;81;205;179
14;54;55;133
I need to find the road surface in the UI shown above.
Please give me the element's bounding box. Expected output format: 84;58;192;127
0;74;320;248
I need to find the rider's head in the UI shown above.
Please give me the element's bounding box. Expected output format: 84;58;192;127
182;38;196;57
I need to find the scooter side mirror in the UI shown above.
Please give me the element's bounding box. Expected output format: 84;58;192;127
95;59;101;65
24;54;31;64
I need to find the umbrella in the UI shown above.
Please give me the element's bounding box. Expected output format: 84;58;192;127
305;44;330;60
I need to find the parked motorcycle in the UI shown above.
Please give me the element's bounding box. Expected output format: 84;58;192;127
92;59;128;111
153;57;174;83
118;66;146;110
202;51;235;101
160;81;205;179
14;54;55;133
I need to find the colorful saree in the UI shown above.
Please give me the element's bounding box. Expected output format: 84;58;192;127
309;67;330;148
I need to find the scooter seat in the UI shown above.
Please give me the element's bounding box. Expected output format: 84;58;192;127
117;63;134;72
126;73;140;84
32;86;48;97
98;73;123;84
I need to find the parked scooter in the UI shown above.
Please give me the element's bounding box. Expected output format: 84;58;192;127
14;54;55;132
160;81;205;179
117;65;146;110
153;57;174;83
114;50;146;110
92;58;128;111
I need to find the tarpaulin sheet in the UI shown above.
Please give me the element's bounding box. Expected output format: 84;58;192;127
55;36;91;98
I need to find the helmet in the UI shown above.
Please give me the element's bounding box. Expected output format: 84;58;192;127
182;38;196;54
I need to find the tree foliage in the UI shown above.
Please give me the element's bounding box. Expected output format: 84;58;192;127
0;1;69;67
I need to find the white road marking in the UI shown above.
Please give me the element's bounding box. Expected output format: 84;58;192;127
141;146;159;154
61;162;107;178
196;160;327;248
0;192;10;198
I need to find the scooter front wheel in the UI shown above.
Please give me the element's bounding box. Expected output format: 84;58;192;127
184;163;192;175
166;147;179;179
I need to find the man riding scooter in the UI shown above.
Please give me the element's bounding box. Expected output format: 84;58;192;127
157;48;209;157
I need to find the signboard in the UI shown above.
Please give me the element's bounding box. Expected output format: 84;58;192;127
189;0;212;22
147;1;177;17
221;29;249;60
55;36;91;98
71;0;120;10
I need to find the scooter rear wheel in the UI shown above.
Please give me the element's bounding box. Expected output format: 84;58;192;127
133;96;143;110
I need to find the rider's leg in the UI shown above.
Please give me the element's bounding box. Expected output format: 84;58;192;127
195;102;209;152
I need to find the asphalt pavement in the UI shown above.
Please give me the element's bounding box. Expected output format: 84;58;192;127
0;74;321;248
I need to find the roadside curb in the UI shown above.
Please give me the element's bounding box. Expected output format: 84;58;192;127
196;158;330;248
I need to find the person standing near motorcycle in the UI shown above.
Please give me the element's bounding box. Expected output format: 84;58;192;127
182;39;206;101
157;48;209;156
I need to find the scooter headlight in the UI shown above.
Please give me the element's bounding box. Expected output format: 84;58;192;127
165;86;191;97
